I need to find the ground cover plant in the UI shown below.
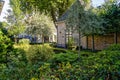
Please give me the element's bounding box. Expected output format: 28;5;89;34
1;42;120;80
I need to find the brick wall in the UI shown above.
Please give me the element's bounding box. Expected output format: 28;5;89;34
81;36;87;49
87;34;120;50
118;34;120;43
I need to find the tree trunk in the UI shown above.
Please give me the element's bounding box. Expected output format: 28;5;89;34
57;26;59;44
78;30;81;60
65;29;67;48
14;35;18;43
92;34;95;51
114;32;117;44
67;29;70;49
50;6;57;27
86;36;88;49
42;35;44;43
14;38;18;43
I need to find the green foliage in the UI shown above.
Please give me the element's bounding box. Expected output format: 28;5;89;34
67;37;76;50
1;1;120;79
105;44;120;51
66;0;103;35
19;0;74;22
39;63;51;79
99;1;120;33
0;29;13;63
14;43;30;52
53;48;67;54
49;42;57;47
7;22;25;36
6;48;27;67
25;10;55;38
29;48;120;80
51;53;78;64
65;0;103;52
0;47;41;80
0;22;8;35
67;37;74;46
26;45;54;64
19;39;30;44
1;42;120;79
79;50;120;79
5;0;26;37
46;50;120;79
0;64;39;80
38;62;82;80
53;48;77;54
91;50;120;79
0;30;12;51
10;0;23;18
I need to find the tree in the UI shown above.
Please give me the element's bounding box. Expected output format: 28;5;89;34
99;0;120;44
5;0;26;42
0;22;8;35
66;0;103;52
5;9;25;42
0;27;13;67
18;0;74;24
25;10;55;42
66;0;90;58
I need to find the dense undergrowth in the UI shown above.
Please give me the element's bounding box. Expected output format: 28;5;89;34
0;37;120;80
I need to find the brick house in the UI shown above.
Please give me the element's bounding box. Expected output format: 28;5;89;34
56;2;120;50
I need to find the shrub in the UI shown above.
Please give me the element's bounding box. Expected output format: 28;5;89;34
49;42;57;47
0;64;40;80
0;30;13;52
35;62;83;80
105;44;120;51
53;48;67;54
0;30;13;65
0;48;39;80
14;43;30;52
26;45;54;64
0;48;27;67
19;39;30;44
8;48;28;65
91;50;120;79
66;37;76;50
51;52;78;64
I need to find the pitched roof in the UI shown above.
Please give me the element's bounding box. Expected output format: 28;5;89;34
57;0;79;22
57;3;75;22
57;10;69;22
57;0;77;22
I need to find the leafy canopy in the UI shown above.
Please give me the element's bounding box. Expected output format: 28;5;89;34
25;10;55;37
66;0;103;35
5;0;26;36
18;0;74;22
98;0;120;33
